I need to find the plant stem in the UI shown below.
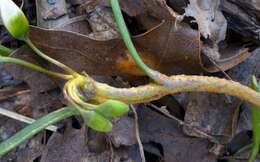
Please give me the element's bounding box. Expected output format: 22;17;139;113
0;45;13;56
93;75;260;107
0;56;72;80
25;38;78;77
110;0;165;84
110;0;189;87
248;76;260;162
63;76;97;110
0;107;78;157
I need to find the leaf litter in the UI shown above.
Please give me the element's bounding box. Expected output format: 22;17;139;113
1;0;260;161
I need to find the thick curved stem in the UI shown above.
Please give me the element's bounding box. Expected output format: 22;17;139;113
94;75;260;106
63;76;96;110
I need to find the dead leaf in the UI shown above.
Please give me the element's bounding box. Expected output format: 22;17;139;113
87;6;120;40
108;115;136;147
40;124;141;162
31;0;251;77
220;0;260;40
54;15;91;35
183;93;240;144
138;106;217;162
36;0;69;28
185;0;227;42
28;21;203;76
99;0;145;17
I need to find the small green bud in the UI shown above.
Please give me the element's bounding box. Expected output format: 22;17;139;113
0;0;29;40
80;110;112;132
95;100;129;118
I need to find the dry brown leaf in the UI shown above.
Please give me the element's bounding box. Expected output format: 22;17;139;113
28;21;202;76
185;0;227;42
32;0;251;77
40;124;141;162
138;106;217;162
36;0;69;28
221;0;260;40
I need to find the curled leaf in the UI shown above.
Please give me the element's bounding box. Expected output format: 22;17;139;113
0;0;29;40
80;110;112;132
95;100;129;118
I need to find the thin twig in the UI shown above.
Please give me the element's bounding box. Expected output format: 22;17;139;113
108;138;114;162
147;103;184;124
206;55;232;80
147;103;219;143
205;55;233;103
0;89;30;101
130;105;146;162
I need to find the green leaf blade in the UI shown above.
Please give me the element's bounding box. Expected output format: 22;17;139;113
0;107;77;157
248;76;260;162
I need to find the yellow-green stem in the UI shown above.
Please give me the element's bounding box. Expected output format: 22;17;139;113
0;45;13;56
0;56;72;80
93;75;260;107
25;38;78;77
64;76;96;110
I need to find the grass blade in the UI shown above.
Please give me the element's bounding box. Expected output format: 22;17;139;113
0;107;78;157
0;107;57;132
248;76;260;162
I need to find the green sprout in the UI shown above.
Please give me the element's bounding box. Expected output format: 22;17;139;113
110;0;177;87
0;0;77;76
0;107;78;157
0;0;129;135
0;44;13;56
248;76;260;162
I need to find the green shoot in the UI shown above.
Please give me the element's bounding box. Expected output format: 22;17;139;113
0;45;13;56
0;0;78;76
248;75;260;162
0;56;72;80
110;0;178;87
110;0;163;83
0;107;78;157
